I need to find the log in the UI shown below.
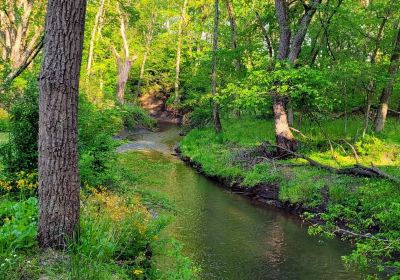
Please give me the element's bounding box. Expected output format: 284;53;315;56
264;143;400;184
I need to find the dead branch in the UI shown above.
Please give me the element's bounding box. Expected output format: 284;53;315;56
265;143;400;184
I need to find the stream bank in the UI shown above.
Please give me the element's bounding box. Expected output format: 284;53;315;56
119;121;363;279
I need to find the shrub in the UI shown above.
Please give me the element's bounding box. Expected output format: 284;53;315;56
78;95;122;187
120;104;156;131
0;108;9;132
0;82;38;173
0;197;38;252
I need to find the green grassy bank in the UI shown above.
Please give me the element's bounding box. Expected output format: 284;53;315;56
0;151;198;280
179;116;400;278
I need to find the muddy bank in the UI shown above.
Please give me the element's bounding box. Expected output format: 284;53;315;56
139;93;182;124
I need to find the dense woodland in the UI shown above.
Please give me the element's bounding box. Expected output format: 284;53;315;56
0;0;400;279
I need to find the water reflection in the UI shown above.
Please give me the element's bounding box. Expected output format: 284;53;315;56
121;123;362;280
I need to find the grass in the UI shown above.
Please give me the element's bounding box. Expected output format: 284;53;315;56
0;152;198;280
179;116;400;277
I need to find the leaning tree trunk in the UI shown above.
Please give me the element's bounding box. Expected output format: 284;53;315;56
272;0;320;153
274;0;295;152
112;7;136;104
116;57;132;104
212;0;222;133
87;0;105;74
374;27;400;132
38;0;86;249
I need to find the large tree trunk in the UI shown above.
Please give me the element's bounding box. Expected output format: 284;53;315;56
274;0;295;152
274;94;297;152
174;0;188;105
212;0;222;133
87;0;105;74
38;0;86;249
273;0;320;153
374;27;400;132
275;0;290;60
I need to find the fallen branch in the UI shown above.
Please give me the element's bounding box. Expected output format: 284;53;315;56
265;143;400;184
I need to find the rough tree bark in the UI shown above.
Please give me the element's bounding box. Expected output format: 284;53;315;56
87;0;105;74
212;0;222;133
273;0;320;153
174;0;188;105
38;0;86;249
374;27;400;132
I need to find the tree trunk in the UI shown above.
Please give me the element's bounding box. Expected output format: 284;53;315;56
225;0;240;70
273;94;297;152
87;0;105;74
275;0;290;60
362;86;373;137
273;0;320;153
112;8;136;104
174;0;188;105
116;56;132;104
136;16;156;98
255;11;273;58
274;0;295;152
374;27;400;132
38;0;86;249
288;0;321;64
212;0;222;133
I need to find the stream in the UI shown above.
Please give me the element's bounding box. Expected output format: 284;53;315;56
118;122;362;280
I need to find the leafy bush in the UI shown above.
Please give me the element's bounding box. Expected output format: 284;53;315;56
0;82;38;173
120;104;156;131
78;95;122;187
0;108;9;132
0;171;38;198
70;188;168;279
0;197;38;252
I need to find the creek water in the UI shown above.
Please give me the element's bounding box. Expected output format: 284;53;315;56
118;123;362;280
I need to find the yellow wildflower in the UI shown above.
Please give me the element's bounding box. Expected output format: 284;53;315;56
132;269;143;275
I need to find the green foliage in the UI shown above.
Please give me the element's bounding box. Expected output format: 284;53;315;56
0;81;38;173
0;109;9;132
78;95;122;187
180;117;400;276
0;197;37;252
120;104;156;131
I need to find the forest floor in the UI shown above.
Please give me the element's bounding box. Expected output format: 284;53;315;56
178;116;400;275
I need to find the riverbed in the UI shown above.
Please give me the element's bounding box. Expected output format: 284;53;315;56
118;122;362;280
